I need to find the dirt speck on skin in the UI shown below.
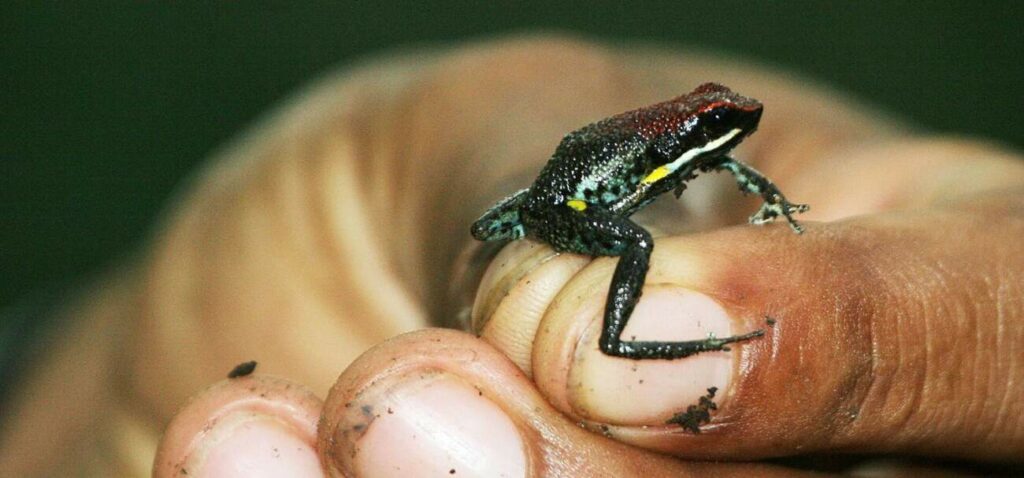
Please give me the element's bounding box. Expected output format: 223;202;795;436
227;360;258;378
666;387;719;433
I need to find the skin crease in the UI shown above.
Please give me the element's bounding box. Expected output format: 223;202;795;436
1;36;1023;476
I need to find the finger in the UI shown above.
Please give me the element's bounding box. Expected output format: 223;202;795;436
316;328;812;477
153;373;325;478
515;193;1024;461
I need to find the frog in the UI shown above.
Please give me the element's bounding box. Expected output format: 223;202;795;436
471;83;808;360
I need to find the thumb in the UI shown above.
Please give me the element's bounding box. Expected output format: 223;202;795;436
483;194;1024;462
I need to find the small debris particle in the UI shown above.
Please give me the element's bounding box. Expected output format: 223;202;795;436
666;387;719;434
181;469;188;475
353;424;366;432
766;316;777;327
227;360;257;378
638;379;645;385
450;469;456;474
361;405;373;416
387;407;394;414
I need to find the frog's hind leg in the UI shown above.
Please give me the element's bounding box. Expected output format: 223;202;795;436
471;188;528;241
714;157;809;234
559;205;764;360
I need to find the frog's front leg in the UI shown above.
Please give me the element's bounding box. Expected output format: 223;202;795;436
555;205;764;360
715;157;809;234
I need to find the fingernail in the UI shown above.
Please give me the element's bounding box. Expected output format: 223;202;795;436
346;371;528;477
568;286;738;426
188;412;323;478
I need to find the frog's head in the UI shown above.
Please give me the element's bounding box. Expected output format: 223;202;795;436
644;83;764;164
692;83;764;147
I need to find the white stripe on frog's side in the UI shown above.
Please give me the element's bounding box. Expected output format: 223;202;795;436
569;127;744;207
642;128;744;185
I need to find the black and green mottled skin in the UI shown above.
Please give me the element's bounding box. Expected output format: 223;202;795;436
472;83;807;360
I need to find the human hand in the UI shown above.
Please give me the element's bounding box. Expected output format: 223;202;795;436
4;36;1022;477
152;38;1024;476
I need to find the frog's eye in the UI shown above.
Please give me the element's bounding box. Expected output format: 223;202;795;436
705;106;734;125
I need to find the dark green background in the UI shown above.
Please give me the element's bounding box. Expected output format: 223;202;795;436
3;2;1023;311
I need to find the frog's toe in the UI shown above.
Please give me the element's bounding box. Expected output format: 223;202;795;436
788;203;810;214
782;203;809;234
749;201;808;233
748;202;780;225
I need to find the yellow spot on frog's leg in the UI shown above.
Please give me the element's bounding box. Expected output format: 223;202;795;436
566;199;588;211
642;166;670;185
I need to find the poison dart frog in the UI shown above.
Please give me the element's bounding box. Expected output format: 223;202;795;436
471;83;808;360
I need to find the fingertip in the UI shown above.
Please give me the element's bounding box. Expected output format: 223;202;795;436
475;243;591;375
153;375;324;478
317;330;533;477
531;256;774;456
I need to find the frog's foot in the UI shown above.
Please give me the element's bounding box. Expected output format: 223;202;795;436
715;157;810;234
750;194;810;234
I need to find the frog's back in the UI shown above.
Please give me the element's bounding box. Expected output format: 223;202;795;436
524;83;762;214
526;119;648;204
